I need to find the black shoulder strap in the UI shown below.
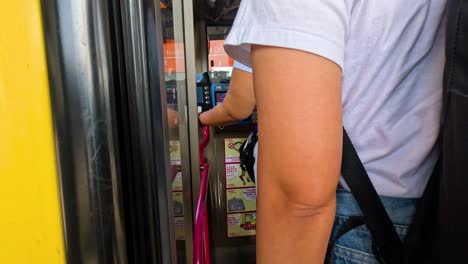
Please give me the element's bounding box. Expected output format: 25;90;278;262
239;131;258;183
341;128;404;263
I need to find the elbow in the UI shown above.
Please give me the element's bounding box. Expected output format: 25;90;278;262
287;199;336;219
270;168;339;217
281;187;337;218
261;184;337;223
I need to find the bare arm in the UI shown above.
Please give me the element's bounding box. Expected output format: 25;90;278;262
167;108;179;128
253;46;342;264
199;68;255;126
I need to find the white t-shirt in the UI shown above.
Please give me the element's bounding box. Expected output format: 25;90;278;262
233;60;253;73
225;0;447;198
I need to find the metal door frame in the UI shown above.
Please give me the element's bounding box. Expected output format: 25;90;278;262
42;0;176;263
42;0;128;262
119;0;176;262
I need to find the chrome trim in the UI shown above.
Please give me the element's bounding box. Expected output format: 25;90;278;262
171;0;195;262
119;0;176;262
41;0;127;263
183;0;202;227
199;21;209;73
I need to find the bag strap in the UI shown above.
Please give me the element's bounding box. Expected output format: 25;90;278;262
239;131;258;183
340;128;404;264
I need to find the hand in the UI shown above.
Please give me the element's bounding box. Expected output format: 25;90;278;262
199;68;255;126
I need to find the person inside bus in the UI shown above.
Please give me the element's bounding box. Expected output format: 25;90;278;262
200;1;446;263
199;61;255;127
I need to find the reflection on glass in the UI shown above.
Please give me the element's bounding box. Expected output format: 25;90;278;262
205;26;258;264
207;26;234;77
161;1;187;263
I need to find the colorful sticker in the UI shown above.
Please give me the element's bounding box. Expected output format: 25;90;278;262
226;188;257;213
169;140;181;165
175;217;185;240
224;137;257;238
172;171;183;191
224;138;245;163
227;213;257;237
226;163;255;188
173;192;184;217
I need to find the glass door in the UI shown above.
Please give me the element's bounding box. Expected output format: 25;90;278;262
119;1;196;263
160;1;194;263
116;0;187;263
42;0;198;263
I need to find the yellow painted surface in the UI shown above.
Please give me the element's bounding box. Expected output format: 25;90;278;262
0;1;65;264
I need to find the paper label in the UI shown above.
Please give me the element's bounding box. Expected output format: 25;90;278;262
226;188;257;213
169;140;181;165
224;138;245;163
227;213;257;237
172;192;184;217
226;163;255;188
175;217;185;240
172;172;183;191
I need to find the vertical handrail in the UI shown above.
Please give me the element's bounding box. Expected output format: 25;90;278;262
199;126;210;164
194;126;211;264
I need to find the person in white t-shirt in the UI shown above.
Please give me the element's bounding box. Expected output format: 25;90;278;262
201;1;447;263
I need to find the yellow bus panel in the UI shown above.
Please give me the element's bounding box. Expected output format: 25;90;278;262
0;1;65;263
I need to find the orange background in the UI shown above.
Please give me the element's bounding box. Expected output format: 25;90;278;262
163;39;234;74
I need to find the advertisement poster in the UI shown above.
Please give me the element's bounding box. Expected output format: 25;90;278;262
172;171;183;192
174;217;185;240
173;192;184;217
225;163;255;188
169;140;181;165
170;140;184;240
226;188;257;213
227;213;257;237
225;137;257;237
224;138;245;163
